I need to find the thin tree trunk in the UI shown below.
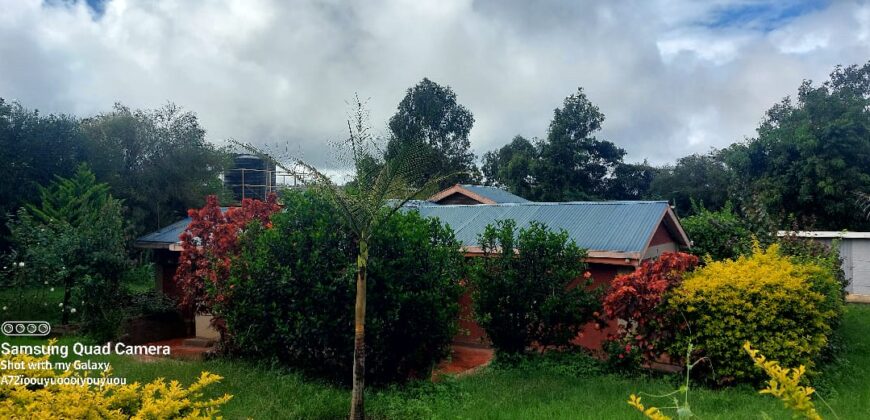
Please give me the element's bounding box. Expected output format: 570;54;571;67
349;240;369;420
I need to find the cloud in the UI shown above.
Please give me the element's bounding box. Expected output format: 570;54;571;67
1;0;868;169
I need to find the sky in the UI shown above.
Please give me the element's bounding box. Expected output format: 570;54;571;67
1;0;869;170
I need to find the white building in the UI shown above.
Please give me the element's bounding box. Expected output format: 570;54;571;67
778;231;870;299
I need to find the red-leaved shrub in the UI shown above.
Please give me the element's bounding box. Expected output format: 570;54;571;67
602;252;698;361
174;194;280;313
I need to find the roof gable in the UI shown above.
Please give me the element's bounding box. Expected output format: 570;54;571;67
428;184;529;204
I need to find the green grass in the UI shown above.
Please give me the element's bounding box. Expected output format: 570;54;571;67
4;305;870;419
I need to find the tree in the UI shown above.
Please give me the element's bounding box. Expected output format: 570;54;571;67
386;78;479;188
481;135;538;199
0;99;86;250
80;103;231;236
605;160;659;200
534;88;625;201
7;165;128;335
469;219;601;354
235;96;447;419
723;62;870;230
649;152;732;216
681;202;753;261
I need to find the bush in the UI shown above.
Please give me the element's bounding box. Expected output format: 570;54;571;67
4;165;130;340
0;342;231;418
778;233;847;330
468;219;601;355
669;244;839;384
681;202;753;261
219;190;463;385
602;252;699;365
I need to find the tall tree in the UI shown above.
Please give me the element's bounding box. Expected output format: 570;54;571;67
606;160;659;201
534;87;625;201
236;97;448;420
386;78;479;188
80;103;231;235
481;135;538;199
723;62;870;230
0;99;86;250
649;152;731;216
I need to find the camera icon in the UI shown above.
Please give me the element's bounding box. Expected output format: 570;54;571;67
2;321;51;337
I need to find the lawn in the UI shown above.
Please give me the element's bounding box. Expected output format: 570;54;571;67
4;305;870;419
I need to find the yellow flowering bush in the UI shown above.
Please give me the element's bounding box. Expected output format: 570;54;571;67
744;342;823;420
0;342;232;419
668;244;838;384
627;394;672;420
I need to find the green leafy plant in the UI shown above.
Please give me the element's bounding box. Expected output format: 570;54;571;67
469;219;601;355
220;189;463;386
681;202;753;261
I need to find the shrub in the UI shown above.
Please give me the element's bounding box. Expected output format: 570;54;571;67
219;190;463;385
0;342;231;418
4;165;130;340
468;219;600;355
778;233;847;330
602;252;699;364
174;193;280;313
681;202;753;261
669;244;839;384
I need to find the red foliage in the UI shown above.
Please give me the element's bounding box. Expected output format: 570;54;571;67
602;252;698;360
174;194;280;312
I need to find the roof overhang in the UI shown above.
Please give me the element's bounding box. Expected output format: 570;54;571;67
428;184;497;204
460;245;641;266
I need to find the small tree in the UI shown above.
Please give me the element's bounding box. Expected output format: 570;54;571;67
469;219;601;354
681;202;752;261
6;164;128;337
234;96;447;419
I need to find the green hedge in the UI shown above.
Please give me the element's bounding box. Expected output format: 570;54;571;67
218;190;463;385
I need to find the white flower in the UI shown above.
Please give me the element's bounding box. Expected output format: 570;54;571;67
2;306;6;311
50;287;54;292
70;308;76;314
44;281;48;285
58;303;63;307
18;262;24;267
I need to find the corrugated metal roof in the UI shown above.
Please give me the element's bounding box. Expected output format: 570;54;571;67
459;185;530;203
134;208;229;248
414;201;669;253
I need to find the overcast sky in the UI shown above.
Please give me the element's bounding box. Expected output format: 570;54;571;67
2;0;869;169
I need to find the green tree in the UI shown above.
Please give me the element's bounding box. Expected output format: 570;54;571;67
481;135;538;199
7;165;128;333
534;88;625;201
386;78;479;188
469;219;600;355
236;97;447;420
681;202;753;261
605;160;659;200
0;99;86;250
80;103;231;235
649;152;731;216
723;62;870;230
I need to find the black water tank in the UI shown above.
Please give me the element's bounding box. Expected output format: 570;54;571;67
225;154;277;202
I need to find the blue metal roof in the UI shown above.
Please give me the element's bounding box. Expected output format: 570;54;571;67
134;208;229;248
414;201;670;254
459;185;529;203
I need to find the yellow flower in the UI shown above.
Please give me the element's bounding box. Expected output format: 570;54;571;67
744;342;822;420
627;394;672;420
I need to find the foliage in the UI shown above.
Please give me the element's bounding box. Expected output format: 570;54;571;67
681;202;753;261
81;103;232;236
777;234;847;331
386;78;479;188
648;152;732;217
723;62;870;231
0;342;231;419
744;342;824;420
669;244;839;384
606;160;659;200
5;165;129;339
174;193;280;314
481;135;538;198
602;252;699;364
628;394;673;420
220;190;463;385
469;219;601;354
0;98;87;251
491;348;604;378
534;87;625;201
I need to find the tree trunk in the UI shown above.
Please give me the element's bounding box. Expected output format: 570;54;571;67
349;240;369;420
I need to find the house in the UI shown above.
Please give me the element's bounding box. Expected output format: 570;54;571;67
135;185;691;350
777;231;870;302
415;198;690;348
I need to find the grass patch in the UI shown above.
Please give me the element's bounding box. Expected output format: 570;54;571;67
3;305;870;418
